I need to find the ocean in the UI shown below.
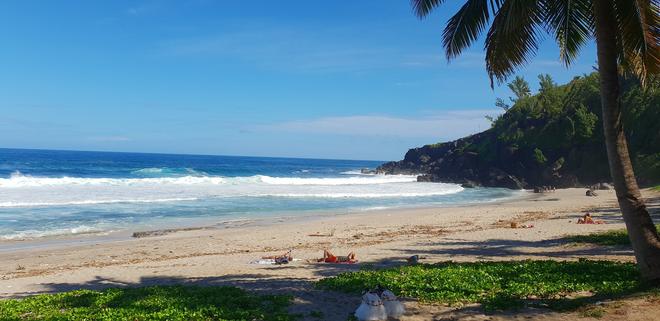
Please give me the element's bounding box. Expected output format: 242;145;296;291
0;148;520;240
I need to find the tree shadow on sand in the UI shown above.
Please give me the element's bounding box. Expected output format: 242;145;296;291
6;196;659;320
13;272;362;321
389;195;660;261
14;257;653;321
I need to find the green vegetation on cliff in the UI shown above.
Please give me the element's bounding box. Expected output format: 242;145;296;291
380;73;660;188
486;73;659;185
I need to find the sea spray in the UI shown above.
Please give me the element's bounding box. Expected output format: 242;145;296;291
0;148;520;240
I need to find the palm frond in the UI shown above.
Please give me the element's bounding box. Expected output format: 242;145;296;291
485;0;545;86
443;0;492;59
411;0;447;18
613;0;660;85
542;0;593;66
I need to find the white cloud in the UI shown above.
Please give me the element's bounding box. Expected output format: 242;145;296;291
257;110;500;140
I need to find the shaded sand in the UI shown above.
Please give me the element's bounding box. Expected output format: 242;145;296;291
1;188;659;320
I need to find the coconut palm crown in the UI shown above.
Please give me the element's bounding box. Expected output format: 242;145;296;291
411;0;658;85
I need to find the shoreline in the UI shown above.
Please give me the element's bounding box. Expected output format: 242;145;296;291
0;188;532;253
3;187;658;319
2;187;658;319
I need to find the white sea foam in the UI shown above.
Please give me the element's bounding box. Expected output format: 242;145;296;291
132;167;207;177
0;158;518;242
0;197;199;208
255;175;416;185
0;225;105;240
0;171;461;208
0;172;228;187
132;167;165;174
0;172;417;188
359;206;393;211
263;189;462;198
340;170;379;175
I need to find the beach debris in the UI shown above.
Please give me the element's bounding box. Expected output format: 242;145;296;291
586;189;598;197
355;291;387;321
308;228;336;237
510;222;534;229
406;255;426;265
131;226;208;238
380;289;405;318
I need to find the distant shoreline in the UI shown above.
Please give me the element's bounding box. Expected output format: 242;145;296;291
0;188;532;252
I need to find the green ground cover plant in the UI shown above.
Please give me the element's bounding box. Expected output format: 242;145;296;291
0;285;293;321
317;260;645;311
566;225;660;246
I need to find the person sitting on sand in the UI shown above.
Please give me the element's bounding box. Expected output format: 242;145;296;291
577;213;605;224
318;249;357;263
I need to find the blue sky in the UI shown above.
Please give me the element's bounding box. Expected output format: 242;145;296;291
0;1;598;161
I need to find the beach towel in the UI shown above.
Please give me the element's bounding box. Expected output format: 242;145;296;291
250;258;301;265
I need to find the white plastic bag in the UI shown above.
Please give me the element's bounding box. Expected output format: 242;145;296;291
355;292;387;321
381;290;405;318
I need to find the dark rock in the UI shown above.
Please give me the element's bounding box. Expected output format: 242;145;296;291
586;189;598;197
461;181;477;188
495;173;525;190
416;174;434;182
551;174;580;189
374;127;614;190
360;168;376;175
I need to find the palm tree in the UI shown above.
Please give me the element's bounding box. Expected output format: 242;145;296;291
508;76;531;100
410;0;660;282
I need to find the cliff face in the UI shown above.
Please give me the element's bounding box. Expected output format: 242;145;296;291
377;73;660;190
377;129;589;189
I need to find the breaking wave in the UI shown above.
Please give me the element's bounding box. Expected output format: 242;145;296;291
0;171;417;188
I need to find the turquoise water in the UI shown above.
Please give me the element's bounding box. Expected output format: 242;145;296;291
0;148;520;240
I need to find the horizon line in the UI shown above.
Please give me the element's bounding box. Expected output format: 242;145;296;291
0;146;389;164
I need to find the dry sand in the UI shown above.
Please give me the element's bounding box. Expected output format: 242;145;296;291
1;188;659;320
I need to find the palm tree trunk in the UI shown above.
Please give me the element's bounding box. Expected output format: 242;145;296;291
593;0;660;283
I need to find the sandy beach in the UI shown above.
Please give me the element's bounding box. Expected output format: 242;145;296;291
2;188;659;320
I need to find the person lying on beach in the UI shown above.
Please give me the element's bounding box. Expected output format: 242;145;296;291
318;250;357;263
577;213;605;224
262;249;292;261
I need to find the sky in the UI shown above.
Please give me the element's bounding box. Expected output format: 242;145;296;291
0;1;599;161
